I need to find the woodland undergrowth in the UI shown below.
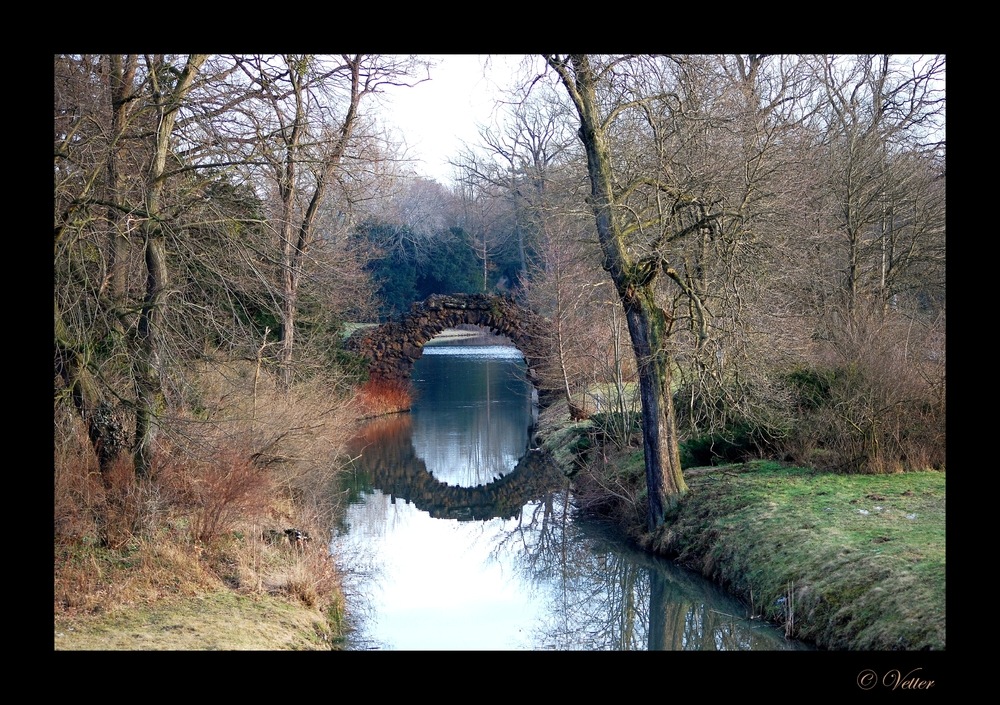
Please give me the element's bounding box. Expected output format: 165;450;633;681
54;361;363;641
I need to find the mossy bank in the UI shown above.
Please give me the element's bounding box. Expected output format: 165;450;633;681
540;409;945;651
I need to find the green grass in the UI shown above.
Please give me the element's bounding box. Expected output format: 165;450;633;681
537;398;945;650
658;462;945;650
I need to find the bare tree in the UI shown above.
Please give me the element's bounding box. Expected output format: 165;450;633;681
361;176;462;269
456;86;609;413
660;55;819;447
541;54;829;526
543;55;692;528
461;92;578;286
772;55;948;474
54;53;407;479
235;54;426;387
131;54;210;475
55;54;213;478
806;54;945;314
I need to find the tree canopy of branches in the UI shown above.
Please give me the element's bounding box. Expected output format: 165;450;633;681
54;53;423;483
54;52;946;531
536;54;944;527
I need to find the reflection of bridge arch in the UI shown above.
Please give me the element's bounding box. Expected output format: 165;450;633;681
346;415;568;521
345;293;551;388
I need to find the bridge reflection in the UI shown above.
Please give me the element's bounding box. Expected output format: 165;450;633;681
344;415;568;522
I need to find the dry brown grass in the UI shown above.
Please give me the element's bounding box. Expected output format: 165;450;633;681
54;362;360;648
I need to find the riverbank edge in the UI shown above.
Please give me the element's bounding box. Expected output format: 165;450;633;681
535;403;946;651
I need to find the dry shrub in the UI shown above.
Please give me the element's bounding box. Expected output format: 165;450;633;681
55;359;358;622
54;404;102;541
571;445;648;534
353;377;411;418
790;300;945;473
97;454;164;549
162;363;359;530
54;402;163;549
267;540;342;609
158;446;275;545
179;361;357;473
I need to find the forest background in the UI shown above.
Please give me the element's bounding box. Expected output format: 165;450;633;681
53;54;945;647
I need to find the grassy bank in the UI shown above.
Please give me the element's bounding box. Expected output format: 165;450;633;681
54;591;341;651
652;462;945;650
539;404;946;651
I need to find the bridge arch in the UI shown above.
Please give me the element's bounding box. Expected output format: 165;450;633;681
347;415;568;521
345;293;551;388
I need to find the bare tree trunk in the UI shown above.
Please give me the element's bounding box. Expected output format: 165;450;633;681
102;54;138;303
279;213;299;389
553;290;576;416
55;301;129;470
547;54;687;529
270;54;367;389
133;53;207;477
624;290;685;524
56;55;138;475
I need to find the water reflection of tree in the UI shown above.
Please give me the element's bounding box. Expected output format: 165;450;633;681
329;490;396;651
538;527;650;650
497;493;806;650
333;346;806;650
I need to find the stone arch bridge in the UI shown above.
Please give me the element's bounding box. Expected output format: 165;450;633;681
347;417;568;521
345;293;551;388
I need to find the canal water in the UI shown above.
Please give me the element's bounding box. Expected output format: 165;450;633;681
331;329;809;650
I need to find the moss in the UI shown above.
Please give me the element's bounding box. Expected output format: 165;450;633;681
660;465;945;649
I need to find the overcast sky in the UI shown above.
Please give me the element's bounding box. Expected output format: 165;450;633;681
376;55;545;185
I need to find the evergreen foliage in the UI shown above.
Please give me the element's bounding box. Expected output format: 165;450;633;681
358;223;491;319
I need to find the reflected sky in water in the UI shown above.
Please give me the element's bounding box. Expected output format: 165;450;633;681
332;330;810;650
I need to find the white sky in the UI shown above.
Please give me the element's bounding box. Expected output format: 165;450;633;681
376;54;543;185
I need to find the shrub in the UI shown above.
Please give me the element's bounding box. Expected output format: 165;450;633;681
279;542;341;609
784;367;836;412
571;446;647;531
353;377;412;418
55;360;358;624
680;426;760;468
158;446;274;545
782;301;946;473
54;403;163;549
54;404;103;542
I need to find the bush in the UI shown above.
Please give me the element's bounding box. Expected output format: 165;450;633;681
158;446;274;545
54;403;162;550
782;302;946;473
784;367;836;412
55;361;359;629
589;410;641;448
571;446;647;531
352;377;412;418
680;427;760;468
672;371;793;468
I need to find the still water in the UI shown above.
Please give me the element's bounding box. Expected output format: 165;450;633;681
331;330;809;650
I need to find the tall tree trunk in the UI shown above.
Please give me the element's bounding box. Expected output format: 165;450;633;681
55;301;129;470
273;54;365;389
102;54;138;303
133;53;207;477
624;289;685;525
56;55;138;475
547;54;687;530
280;260;299;389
